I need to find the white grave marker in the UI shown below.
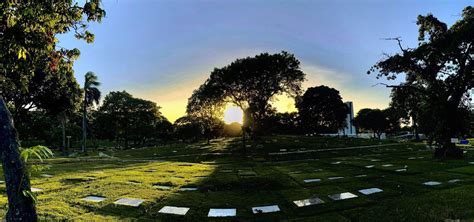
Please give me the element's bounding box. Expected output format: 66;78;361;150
208;208;236;217
159;206;190;216
423;181;441;186
303;178;321;183
358;188;383;195
293;197;324;207
328;192;358;200
82;196;106;202
252;205;280;214
114;198;144;207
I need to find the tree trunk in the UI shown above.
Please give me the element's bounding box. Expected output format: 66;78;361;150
82;100;87;153
61;114;66;153
0;98;37;221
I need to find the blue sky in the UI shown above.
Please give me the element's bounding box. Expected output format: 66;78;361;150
59;0;471;121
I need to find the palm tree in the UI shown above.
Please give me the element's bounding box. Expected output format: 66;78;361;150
82;72;101;152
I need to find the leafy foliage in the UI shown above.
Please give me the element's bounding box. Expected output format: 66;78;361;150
94;91;171;148
369;6;474;155
193;51;306;138
296;86;348;134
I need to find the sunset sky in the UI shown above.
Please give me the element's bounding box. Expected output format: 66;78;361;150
59;0;470;122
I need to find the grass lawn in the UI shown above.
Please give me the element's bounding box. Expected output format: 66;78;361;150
1;135;474;221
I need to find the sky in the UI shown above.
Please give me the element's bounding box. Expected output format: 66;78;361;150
59;0;472;122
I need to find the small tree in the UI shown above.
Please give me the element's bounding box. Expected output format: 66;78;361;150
296;86;348;134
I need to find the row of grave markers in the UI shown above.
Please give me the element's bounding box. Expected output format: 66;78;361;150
80;187;384;217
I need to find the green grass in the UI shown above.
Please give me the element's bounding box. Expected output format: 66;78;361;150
1;135;474;221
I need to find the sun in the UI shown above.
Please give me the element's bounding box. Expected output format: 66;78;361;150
223;105;243;124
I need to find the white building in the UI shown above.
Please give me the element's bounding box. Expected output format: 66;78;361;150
338;101;356;136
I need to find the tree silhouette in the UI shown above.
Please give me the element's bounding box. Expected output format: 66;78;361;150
369;6;474;158
194;51;306;145
353;108;390;139
187;82;225;144
82;72;101;153
296;86;348;134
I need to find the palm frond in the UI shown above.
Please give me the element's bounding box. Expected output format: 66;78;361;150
20;146;54;163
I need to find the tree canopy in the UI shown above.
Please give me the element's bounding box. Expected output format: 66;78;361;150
296;86;348;134
95;91;169;148
369;6;474;157
193;51;306;139
0;1;105;220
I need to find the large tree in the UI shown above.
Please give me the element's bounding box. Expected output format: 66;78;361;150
0;1;105;220
95;91;167;148
296;85;348;134
353;108;390;139
82;72;101;152
187;82;225;144
195;51;306;142
369;6;474;158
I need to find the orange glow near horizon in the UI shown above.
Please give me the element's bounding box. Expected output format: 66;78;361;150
223;105;243;124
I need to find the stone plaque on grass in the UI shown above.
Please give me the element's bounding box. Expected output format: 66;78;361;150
358;188;383;195
252;205;280;214
328;192;358;200
31;188;43;192
355;174;367;178
114;198;144;207
365;165;375;168
208;208;236;217
303;178;321;183
382;164;393;167
82;196;106;202
448;179;461;183
328;176;344;180
40;174;53;178
158;206;190;216
179;186;198;191
331;161;341;165
395;169;407;172
293;197;324;207
423;181;441;186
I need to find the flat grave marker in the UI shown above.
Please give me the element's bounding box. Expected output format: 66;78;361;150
31;188;43;192
179;186;198;191
358;188;383;195
252;205;280;214
423;181;442;186
331;161;342;165
382;164;393;167
158;206;190;216
293;197;324;207
328;192;358;200
328;176;344;180
208;208;236;217
365;165;375;168
355;174;367;178
395;169;407;172
40;174;53;178
114;198;144;207
82;196;106;203
448;179;461;183
303;178;321;183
